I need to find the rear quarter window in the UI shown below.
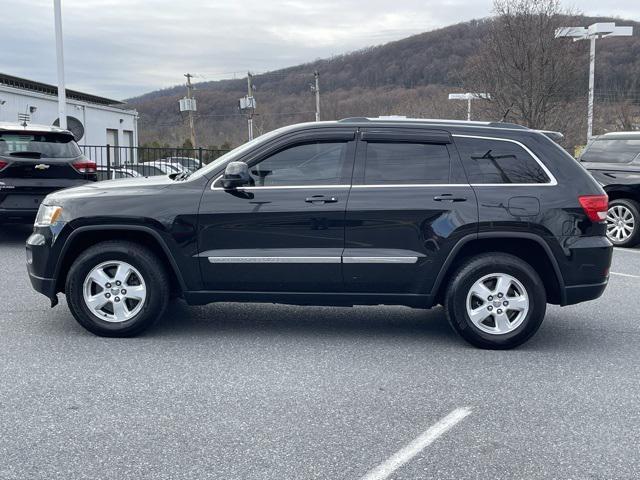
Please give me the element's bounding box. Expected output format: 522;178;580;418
454;137;550;184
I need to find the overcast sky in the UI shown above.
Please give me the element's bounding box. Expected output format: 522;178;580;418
0;0;637;100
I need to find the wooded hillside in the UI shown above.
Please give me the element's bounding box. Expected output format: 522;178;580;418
127;15;640;151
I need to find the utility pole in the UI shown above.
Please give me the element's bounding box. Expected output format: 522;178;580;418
556;22;633;142
312;71;321;122
53;0;67;129
184;73;197;148
247;72;254;141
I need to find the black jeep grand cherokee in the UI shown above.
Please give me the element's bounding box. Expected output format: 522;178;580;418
26;118;612;349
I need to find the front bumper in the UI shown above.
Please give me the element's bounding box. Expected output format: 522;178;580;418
26;226;65;305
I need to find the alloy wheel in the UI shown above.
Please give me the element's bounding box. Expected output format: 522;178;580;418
466;273;529;335
606;205;635;244
82;261;147;323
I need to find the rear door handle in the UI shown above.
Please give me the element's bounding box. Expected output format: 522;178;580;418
433;194;467;202
305;195;338;204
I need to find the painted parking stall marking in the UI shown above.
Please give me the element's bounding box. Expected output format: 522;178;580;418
361;408;472;480
610;271;640;279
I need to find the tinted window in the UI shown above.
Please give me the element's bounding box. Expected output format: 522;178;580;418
250;142;348;186
455;137;549;184
364;143;450;184
0;132;81;159
581;139;640;164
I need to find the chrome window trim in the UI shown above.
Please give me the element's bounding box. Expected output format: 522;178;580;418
351;184;469;188
452;134;558;186
208;134;558;189
211;175;350;191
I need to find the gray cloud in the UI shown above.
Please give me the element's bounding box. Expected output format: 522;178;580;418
0;0;637;99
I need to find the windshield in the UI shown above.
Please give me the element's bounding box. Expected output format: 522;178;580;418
0;132;81;159
125;164;165;176
189;127;291;181
581;139;640;164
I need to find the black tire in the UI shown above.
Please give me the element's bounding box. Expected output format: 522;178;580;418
606;198;640;248
65;241;169;337
445;253;546;350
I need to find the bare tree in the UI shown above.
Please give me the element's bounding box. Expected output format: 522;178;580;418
464;0;582;128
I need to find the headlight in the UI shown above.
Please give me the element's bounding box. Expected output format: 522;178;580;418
34;205;63;227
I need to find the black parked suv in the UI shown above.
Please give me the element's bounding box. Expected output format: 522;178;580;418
579;131;640;247
0;123;96;222
26;118;612;349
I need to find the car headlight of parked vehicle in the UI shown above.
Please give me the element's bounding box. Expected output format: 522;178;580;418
34;204;64;227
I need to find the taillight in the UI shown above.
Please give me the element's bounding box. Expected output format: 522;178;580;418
579;194;608;222
72;161;97;174
0;160;8;172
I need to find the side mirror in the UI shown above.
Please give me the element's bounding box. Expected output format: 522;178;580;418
221;161;251;189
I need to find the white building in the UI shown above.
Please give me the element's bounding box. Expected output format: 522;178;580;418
0;73;138;149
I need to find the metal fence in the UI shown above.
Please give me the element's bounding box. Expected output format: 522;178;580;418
79;145;230;181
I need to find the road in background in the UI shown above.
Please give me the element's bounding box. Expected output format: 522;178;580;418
1;224;638;479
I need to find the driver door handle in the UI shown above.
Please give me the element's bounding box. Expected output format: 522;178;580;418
305;195;338;204
433;194;468;202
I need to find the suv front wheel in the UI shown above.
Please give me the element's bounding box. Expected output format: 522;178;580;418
445;253;546;349
65;241;169;337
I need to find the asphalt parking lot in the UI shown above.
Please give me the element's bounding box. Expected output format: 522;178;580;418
1;224;639;480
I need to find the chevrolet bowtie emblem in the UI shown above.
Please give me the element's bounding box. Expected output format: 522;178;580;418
34;164;50;170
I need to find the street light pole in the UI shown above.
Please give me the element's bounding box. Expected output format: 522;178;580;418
587;37;596;141
53;0;67;130
556;22;633;142
448;93;491;121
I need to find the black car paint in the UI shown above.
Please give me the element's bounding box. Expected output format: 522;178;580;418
26;120;612;309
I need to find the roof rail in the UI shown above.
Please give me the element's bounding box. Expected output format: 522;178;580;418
338;117;531;130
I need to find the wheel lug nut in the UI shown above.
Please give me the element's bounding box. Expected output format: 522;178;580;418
488;296;493;301
121;289;127;295
503;301;509;306
487;306;493;311
498;293;503;298
116;281;122;286
497;309;503;314
105;293;111;298
114;297;120;302
105;283;111;288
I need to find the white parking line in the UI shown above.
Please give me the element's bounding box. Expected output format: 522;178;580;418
361;407;472;480
610;272;640;279
614;247;640;255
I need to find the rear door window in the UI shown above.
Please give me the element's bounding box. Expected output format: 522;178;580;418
364;142;451;185
455;137;550;184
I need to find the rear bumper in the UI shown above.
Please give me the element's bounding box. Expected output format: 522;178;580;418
557;235;612;306
562;279;609;306
0;208;38;222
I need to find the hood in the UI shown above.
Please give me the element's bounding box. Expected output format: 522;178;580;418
46;175;174;204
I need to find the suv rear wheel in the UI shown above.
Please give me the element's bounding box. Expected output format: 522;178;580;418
606;199;640;248
445;253;546;349
65;241;169;337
